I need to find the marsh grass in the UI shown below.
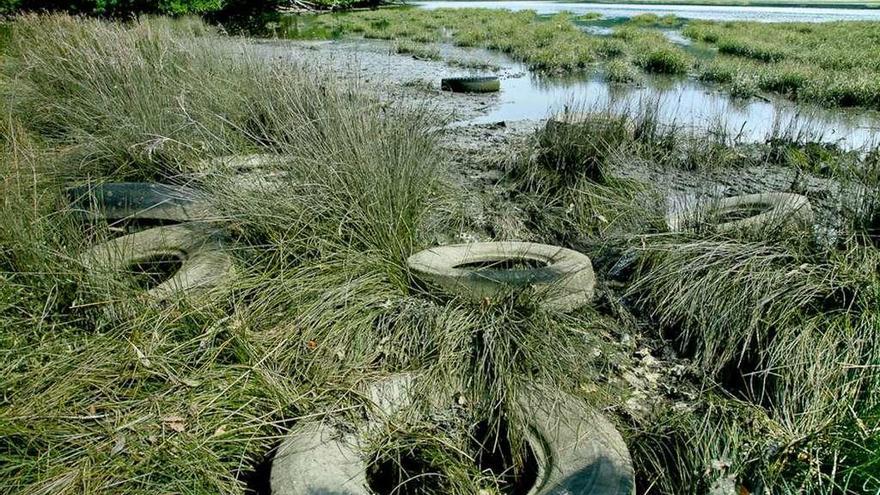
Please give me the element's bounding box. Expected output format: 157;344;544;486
1;14;629;494
290;8;692;74
686;20;880;109
394;39;441;60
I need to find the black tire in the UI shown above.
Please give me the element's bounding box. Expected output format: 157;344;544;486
80;223;235;299
440;76;500;93
407;242;595;312
66;182;212;222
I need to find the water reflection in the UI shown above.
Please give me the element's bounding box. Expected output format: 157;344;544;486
468;70;880;149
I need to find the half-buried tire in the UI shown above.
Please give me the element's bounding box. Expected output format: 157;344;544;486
440;76;500;93
522;392;635;495
667;192;813;234
81;223;235;299
66;182;212;222
407;242;595;312
271;377;634;495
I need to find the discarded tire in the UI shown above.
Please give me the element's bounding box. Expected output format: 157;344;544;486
195;154;291;191
407;242;595;312
440;76;500;93
667;192;813;234
196;154;290;173
66;182;212;222
271;377;634;495
546;111;635;135
81;223;235;299
522;393;635;495
271;375;416;495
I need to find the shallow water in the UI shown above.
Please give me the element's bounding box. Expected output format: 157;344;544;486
464;68;880;149
416;1;880;22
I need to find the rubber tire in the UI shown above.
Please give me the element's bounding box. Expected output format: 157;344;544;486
81;223;234;299
441;76;500;93
196;154;290;173
66;182;211;222
195;154;291;191
271;379;634;495
407;242;595;312
667;192;813;233
522;393;635;495
546;111;635;135
271;375;416;495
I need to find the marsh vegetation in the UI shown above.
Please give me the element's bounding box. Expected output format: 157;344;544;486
0;9;879;495
286;7;880;112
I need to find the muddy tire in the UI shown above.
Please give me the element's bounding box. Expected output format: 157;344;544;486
271;375;416;495
271;377;634;495
66;182;212;222
407;242;595;312
440;76;500;93
667;192;813;234
195;154;291;191
546;111;635;135
522;393;635;495
81;223;235;299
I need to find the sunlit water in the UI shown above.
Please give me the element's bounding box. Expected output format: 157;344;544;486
465;69;879;149
416;1;880;22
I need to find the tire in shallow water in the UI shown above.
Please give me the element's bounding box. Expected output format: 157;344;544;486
440;76;500;93
80;223;235;299
666;192;813;234
270;377;634;495
407;242;595;312
66;182;212;222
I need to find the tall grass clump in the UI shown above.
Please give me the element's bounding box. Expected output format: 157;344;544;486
1;14;635;493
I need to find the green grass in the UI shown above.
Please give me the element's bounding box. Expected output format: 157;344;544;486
394;39;441;60
686;20;880;108
286;8;693;74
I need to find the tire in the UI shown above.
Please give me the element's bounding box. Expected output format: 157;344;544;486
407;242;595;312
196;154;290;173
81;223;235;299
546;111;635;135
195;154;291;191
667;192;813;234
271;375;416;495
522;393;635;495
440;76;500;93
66;182;212;222
271;378;634;495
